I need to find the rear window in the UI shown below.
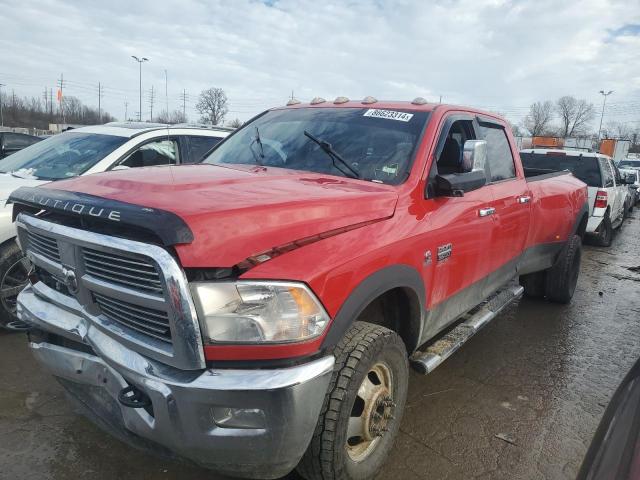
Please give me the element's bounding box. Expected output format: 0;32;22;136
520;152;602;187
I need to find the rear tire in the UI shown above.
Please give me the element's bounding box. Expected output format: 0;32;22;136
519;271;546;298
297;322;408;480
593;213;612;247
0;241;31;331
544;234;582;304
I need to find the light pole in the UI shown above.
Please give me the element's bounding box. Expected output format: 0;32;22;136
597;90;613;142
0;83;5;127
131;56;149;121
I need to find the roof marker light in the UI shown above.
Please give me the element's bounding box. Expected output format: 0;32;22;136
362;96;378;104
334;96;349;104
411;97;428;105
310;97;326;105
286;98;301;106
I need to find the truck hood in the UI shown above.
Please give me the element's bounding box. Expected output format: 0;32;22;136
46;164;399;267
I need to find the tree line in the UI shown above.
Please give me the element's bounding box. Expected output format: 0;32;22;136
0;92;115;130
519;95;638;145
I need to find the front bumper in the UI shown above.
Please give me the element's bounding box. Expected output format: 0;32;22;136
18;284;334;479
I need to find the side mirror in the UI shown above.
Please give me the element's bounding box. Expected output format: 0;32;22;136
461;140;487;173
625;174;636;185
433;139;488;197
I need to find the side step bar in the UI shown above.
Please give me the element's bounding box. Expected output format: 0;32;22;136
410;284;524;374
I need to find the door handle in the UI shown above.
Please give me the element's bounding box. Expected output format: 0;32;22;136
517;196;531;204
478;207;496;217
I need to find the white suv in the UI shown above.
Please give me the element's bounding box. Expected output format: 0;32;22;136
0;123;230;329
520;149;632;246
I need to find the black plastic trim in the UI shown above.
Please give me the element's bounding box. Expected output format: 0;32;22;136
9;186;194;246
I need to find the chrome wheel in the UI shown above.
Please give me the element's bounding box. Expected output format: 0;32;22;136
0;256;32;322
346;362;395;462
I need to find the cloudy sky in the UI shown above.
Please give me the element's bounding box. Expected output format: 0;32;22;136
1;0;639;129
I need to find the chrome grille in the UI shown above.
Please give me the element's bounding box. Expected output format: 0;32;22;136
27;231;61;263
93;292;172;344
82;248;163;296
16;213;205;370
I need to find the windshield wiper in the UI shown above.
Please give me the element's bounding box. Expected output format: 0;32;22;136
303;130;360;179
249;126;265;165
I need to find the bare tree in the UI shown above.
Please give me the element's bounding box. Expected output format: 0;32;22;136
522;101;554;136
195;87;228;125
603;121;633;139
227;118;243;128
154;109;188;124
555;96;595;137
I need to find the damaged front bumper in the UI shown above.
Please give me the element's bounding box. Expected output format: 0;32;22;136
18;284;334;479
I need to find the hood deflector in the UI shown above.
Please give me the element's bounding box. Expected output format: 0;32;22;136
9;186;194;246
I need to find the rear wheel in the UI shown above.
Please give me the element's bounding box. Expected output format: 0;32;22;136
544;234;582;304
593;213;613;247
0;241;32;331
297;322;408;480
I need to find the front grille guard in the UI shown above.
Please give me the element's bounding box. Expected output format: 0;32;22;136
16;213;205;370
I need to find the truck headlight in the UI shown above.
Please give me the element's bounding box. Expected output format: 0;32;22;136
190;281;330;343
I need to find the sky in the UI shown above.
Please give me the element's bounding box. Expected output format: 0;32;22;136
1;0;639;130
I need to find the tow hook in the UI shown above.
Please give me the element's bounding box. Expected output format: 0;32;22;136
118;385;152;409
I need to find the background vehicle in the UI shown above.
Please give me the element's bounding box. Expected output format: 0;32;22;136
577;357;640;480
13;100;587;480
0;122;230;330
620;168;640;204
0;131;42;159
618;157;640;170
520;149;632;246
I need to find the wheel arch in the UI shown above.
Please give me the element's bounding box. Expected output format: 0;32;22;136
320;264;425;354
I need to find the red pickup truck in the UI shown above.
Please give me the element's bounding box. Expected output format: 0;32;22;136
12;99;588;480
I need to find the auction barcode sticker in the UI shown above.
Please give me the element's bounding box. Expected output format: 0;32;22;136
363;109;414;122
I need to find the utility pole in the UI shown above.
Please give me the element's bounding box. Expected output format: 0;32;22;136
97;82;104;123
131;56;149;122
180;89;188;122
50;89;53;116
148;85;155;121
439;95;442;103
57;73;65;124
597;90;613;143
0;83;4;127
43;87;48;114
164;69;168;121
124;101;128;121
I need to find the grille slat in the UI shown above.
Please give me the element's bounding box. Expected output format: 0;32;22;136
94;293;171;343
27;232;61;263
82;248;163;295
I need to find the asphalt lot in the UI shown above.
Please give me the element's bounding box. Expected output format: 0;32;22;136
1;210;639;480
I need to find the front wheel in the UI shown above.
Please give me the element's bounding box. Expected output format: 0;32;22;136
297;322;409;480
0;241;32;331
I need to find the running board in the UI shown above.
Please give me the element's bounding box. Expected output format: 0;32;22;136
410;284;524;374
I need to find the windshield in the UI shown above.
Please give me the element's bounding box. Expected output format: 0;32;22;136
520;152;602;187
0;132;127;180
618;159;640;169
203;107;429;184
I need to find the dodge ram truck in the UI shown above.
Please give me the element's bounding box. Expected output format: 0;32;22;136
12;98;588;480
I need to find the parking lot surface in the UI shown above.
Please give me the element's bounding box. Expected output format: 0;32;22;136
1;212;639;480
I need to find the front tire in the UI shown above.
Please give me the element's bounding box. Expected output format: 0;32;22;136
0;241;32;331
545;234;582;304
297;322;409;480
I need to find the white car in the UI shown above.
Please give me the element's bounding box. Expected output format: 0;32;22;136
520;149;632;246
0;122;230;329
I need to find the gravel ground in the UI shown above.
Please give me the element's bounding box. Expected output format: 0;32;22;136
1;210;639;480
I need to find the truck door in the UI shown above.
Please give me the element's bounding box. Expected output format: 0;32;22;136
478;119;530;291
420;114;495;338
